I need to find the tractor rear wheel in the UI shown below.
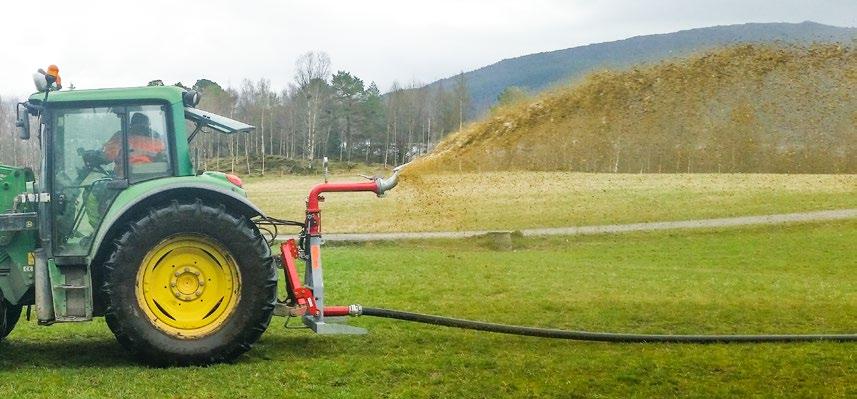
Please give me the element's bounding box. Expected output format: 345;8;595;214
102;200;276;366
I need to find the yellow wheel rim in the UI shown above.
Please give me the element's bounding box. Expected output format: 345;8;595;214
136;235;241;339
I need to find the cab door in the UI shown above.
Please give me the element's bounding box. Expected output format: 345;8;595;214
50;104;173;258
50;106;126;257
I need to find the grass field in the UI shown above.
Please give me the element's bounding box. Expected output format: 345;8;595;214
245;172;857;233
1;220;854;397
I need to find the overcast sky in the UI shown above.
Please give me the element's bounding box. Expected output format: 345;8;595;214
1;0;855;97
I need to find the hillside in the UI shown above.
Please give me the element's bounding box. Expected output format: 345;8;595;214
427;21;857;116
408;44;857;174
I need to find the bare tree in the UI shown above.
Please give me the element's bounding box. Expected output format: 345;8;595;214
295;51;331;163
453;72;470;131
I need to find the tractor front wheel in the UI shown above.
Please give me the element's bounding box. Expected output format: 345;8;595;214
103;200;276;366
0;298;21;340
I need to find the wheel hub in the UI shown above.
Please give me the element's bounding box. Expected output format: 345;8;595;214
171;266;206;300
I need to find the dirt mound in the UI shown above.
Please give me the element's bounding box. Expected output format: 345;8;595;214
406;44;857;175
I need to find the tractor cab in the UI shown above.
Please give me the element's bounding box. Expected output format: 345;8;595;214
21;85;254;261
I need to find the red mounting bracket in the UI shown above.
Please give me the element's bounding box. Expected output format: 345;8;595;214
280;239;319;317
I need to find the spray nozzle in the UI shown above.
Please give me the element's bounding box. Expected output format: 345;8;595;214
375;162;409;196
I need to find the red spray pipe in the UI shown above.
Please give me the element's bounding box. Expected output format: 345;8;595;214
305;164;406;234
306;181;379;213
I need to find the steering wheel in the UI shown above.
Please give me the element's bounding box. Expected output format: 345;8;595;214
77;147;111;178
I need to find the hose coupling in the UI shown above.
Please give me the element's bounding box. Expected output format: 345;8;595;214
348;304;363;317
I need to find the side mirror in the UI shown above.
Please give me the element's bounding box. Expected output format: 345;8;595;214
15;103;30;140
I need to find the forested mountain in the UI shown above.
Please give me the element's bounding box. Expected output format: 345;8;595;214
427;21;857;116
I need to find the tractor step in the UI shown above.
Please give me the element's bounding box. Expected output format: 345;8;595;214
48;261;92;322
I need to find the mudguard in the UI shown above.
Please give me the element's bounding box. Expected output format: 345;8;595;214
88;176;265;266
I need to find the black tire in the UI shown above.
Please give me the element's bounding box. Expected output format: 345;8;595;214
102;199;276;366
0;299;5;341
0;298;22;340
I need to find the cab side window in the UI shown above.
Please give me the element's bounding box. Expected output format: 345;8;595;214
128;105;171;183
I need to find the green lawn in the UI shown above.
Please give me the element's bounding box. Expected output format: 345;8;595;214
1;221;854;397
245;172;857;233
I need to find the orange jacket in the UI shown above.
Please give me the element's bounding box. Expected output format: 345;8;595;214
104;134;165;164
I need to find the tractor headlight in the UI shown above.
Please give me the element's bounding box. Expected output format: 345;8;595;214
183;90;201;108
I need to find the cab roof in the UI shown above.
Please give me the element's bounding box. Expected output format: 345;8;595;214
28;85;256;135
28;86;185;105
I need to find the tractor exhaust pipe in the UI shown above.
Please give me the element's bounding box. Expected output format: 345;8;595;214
34;248;54;324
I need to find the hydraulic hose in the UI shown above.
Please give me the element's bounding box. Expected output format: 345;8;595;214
360;307;857;343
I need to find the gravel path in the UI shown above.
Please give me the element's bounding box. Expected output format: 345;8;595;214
280;209;857;242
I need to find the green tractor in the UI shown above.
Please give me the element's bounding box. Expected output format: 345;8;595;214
0;68;277;365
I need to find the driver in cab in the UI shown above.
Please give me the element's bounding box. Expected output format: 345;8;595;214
103;112;166;169
77;112;166;231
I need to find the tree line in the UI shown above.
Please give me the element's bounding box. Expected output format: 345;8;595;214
182;51;470;174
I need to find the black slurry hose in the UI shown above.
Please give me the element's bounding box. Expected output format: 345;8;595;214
359;307;857;343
